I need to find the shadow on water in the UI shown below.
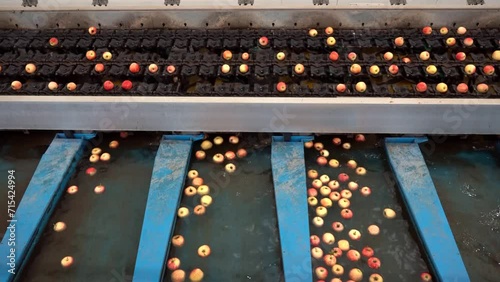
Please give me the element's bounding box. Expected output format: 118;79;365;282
305;135;432;282
19;132;158;282
0;131;54;241
422;137;500;282
165;134;283;282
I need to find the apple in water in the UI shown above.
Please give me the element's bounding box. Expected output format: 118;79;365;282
129;63;140;73
307;188;317;197
329;51;339;61
348;229;361;240
322;232;335;245
422;26;432;35
239;64;249;74
276;81;287;93
311;247;323;259
402;57;411;64
221;64;231;74
121;80;133;90
362;246;374;258
338;173;349;182
332;247;342;257
332;221;344;232
483;65;495;75
332;264;344;276
457;83;468;93
328;180;339;190
171;270;185;282
416;82;428;93
49;37;59;46
66;82;77;91
347;249;361;261
341;208;353;219
323;254;337;267
347;160;357;169
310;235;320;246
368;257;381;269
241;52;250;60
360;186;372;196
86;50;96;60
370;274;383;282
171;235;184;247
315;267;328;280
167;258;180;270
102;51;112;61
349;268;363;282
25;63;36;74
421;272;432;281
48;81;58;91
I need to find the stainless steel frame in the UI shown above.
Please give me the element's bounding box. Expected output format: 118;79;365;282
1;96;499;134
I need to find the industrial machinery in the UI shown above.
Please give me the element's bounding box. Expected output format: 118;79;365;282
0;1;499;282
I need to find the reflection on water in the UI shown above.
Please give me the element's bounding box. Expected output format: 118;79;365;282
422;138;500;282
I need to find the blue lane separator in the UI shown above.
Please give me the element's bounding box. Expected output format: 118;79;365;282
385;137;470;282
0;134;89;282
271;136;314;282
133;134;202;282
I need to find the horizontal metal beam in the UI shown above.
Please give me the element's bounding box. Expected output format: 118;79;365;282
0;9;500;29
1;96;499;134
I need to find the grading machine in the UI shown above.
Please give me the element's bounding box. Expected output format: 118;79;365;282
0;1;499;282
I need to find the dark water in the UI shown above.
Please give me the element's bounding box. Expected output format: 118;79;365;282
421;138;500;282
305;135;431;281
0;131;53;241
19;133;158;282
165;134;283;282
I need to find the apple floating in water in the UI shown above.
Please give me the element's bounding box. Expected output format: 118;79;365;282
323;254;337;267
319;174;330;184
239;64;249;74
200;140;213;150
338;198;350;208
347;160;357;169
315;266;328;280
316;206;328;217
314;142;323;150
188;171;199;181
312;179;322;188
416;82;428;93
483;65;495;75
103;80;114;91
332;264;344;276
86;50;96;60
49;37;59;46
89;154;99;163
86;167;97;176
94;63;105;73
197;185;210;195
332;247;342;258
457;83;469;94
320;186;331;196
329;51;339;61
322;232;335;244
341;189;352;199
310;235;320;246
383;208;396;219
349;268;363;282
178;207;189;218
308;169;318;179
421;272;432;281
53;221;67;232
192;177;204;187
167;257;181;271
370;273;383;282
171;235;184;247
320;198;332;207
402;57;411;64
213;153;224;164
276;82;287;93
368;257;381;269
422;26;432;35
276;52;286;61
436;82;448;93
348;229;361;240
477;83;489;93
189;268;204;282
312;216;324;227
347;249;361;262
341;208;353;219
221;64;231;74
94;184;105;194
368;224;380;235
319;149;329;157
225;163;236;173
213;136;223;145
329;191;341;201
184;186;197;197
343;142;351;150
171;270;185;282
338;239;350;251
316;156;327;166
332;221;344;232
329;159;340;168
308;197;318;206
195;150;206;160
356;134;366;141
338;173;349;182
236;148;247;158
356;167;367;175
225;151;236;160
362;246;374;258
61;256;74;268
328;180;340;190
129;62;140;73
222;50;233;60
360;186;371;196
198;245;211;257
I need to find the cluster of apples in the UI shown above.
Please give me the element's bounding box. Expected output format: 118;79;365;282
196;135;247;173
304;135;432;281
58;138;121;269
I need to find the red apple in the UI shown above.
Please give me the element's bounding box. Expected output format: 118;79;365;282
258;36;269;47
167;258;180;270
222;50;233;60
421;272;432;281
121;80;133;90
166;65;176;74
329;51;339;61
276;82;287;93
388;64;399;75
11;81;22;90
336;84;346;93
308;188;318;197
103;80;114;91
171;235;184;247
316;156;327;166
463;37;474;47
422;26;432;35
129;63;140;73
455;52;466;61
383;52;393;61
323;254;337;267
88;26;97;35
341;208;353;219
483;65;495;75
367;257;381;269
355;134;365;142
338;173;349;182
362;246;374;258
446;37;456;47
315;267;328;280
477;83;489;93
94;63;105;73
347;52;357;61
332;247;342;258
310;235;320;247
457;83;468;93
49;37;59;46
360;186;371;196
347;249;361;261
241;52;250;60
332;221;344;232
66;82;77;91
394;36;405;47
86;50;96;60
325;26;334;35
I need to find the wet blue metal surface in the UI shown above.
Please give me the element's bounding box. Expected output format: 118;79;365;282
0;135;86;282
385;137;470;282
271;136;313;282
133;135;201;282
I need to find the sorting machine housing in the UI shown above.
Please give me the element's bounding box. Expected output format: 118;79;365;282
0;0;500;134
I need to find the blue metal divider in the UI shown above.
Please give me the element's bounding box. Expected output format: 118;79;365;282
133;134;203;282
385;137;470;282
271;136;314;282
0;133;94;282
